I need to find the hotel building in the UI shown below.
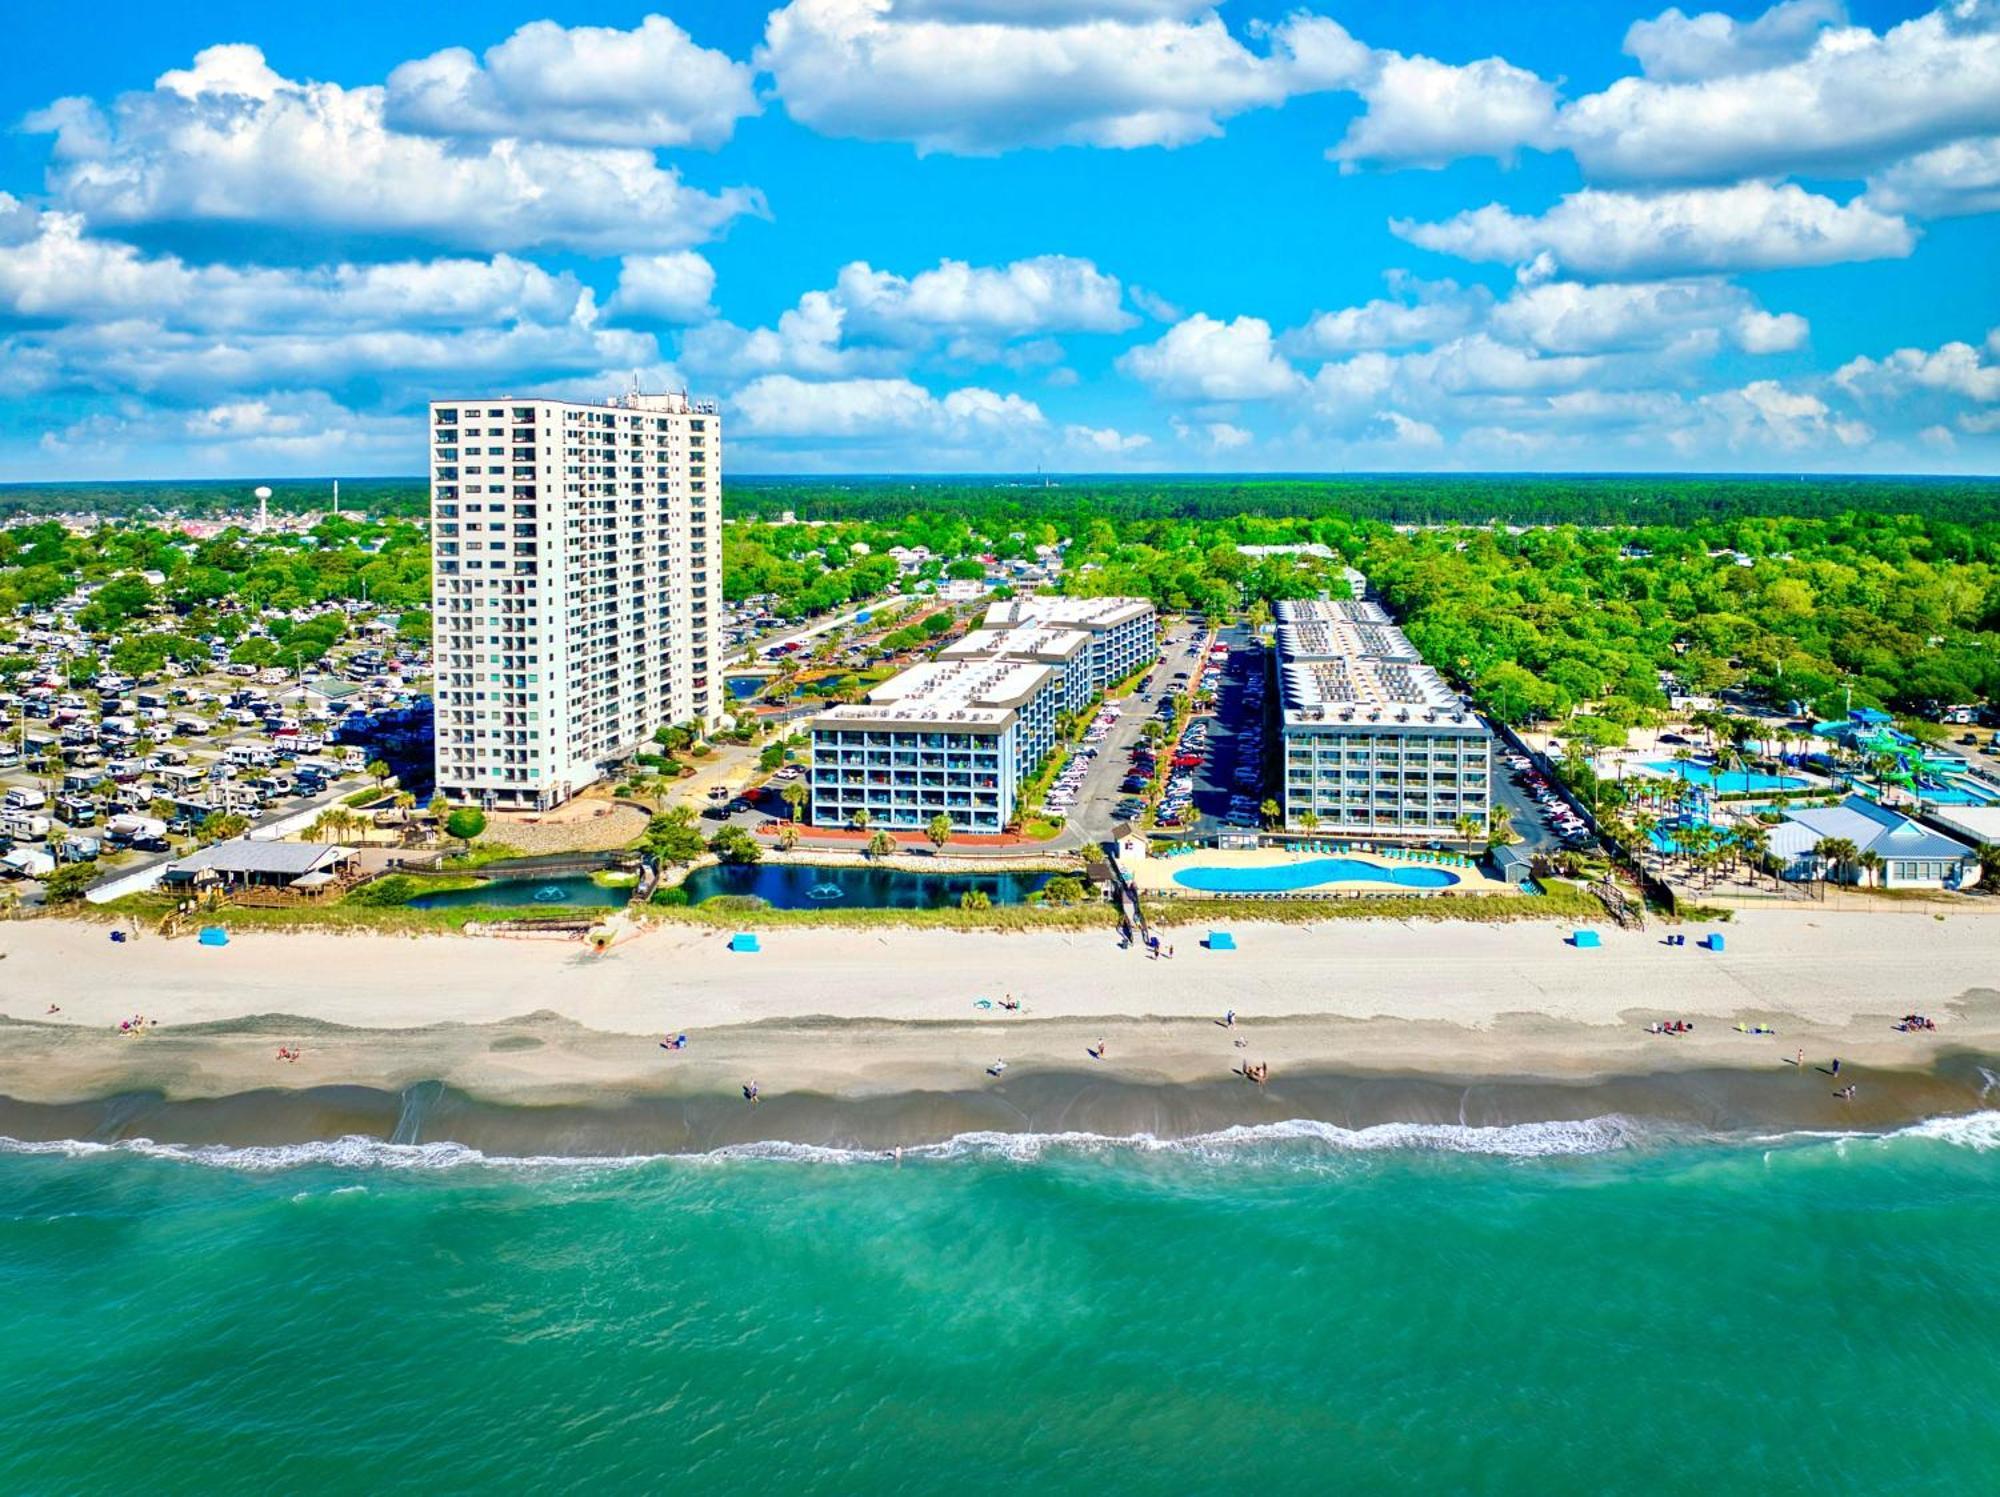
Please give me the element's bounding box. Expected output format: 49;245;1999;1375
429;391;720;810
809;658;1058;834
980;596;1159;694
811;596;1158;831
1275;597;1491;839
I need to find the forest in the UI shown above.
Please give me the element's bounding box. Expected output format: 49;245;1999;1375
4;476;1997;726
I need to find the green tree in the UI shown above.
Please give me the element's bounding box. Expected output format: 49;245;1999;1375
864;828;896;860
366;758;392;790
709;824;764;865
782;779;808;823
444;807;488;851
640;807;705;870
926;812;954;853
959;888;992;911
41;861;101;903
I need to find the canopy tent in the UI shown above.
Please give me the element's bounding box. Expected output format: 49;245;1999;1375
1571;929;1601;949
728;932;761;953
1205;931;1236;951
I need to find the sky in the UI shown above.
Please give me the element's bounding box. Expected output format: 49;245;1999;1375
0;0;1997;480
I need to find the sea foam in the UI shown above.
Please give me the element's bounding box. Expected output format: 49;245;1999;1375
3;1110;1996;1173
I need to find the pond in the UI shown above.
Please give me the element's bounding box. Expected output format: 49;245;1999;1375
725;675;765;700
676;862;1053;909
406;874;632;910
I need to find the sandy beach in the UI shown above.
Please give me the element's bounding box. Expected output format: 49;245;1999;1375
2;909;1996;1147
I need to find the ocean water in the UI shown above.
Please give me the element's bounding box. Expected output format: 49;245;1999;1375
3;1117;1999;1495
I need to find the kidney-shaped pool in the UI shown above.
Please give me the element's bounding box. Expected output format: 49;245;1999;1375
1171;858;1460;893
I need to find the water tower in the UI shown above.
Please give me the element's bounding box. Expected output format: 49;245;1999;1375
254;485;272;534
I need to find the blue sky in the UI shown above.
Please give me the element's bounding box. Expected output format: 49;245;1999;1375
1;0;1996;478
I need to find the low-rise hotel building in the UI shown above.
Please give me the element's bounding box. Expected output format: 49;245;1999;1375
980;596;1158;694
939;624;1095;715
811;595;1158;832
1276;598;1491;839
809;658;1058;833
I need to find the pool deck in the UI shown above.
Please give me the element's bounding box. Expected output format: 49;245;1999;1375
1127;845;1517;898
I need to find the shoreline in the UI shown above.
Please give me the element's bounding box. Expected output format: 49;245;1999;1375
2;1050;1995;1158
3;908;1997;1150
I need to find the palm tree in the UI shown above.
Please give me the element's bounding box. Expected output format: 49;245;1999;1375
1453;813;1479;852
926;812;955;854
776;824;800;853
1857;848;1885;890
1813;835;1860;889
1485;803;1514;849
782;779;808;824
865;829;896;860
1298;807;1320;838
1259;798;1280;829
849;806;871;833
366;758;391;791
1734;823;1772;888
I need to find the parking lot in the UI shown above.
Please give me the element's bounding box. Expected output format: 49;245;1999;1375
1494;743;1597;855
1153;624;1269;837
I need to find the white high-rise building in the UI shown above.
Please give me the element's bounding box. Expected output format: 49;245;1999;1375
429;391;721;810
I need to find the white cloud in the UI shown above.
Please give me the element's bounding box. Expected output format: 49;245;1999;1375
757;0;1365;154
1865;133;2000;217
1734;308;1811;352
385;15;758;149
1701;378;1873;449
0;207;586;329
834;255;1136;336
1129;285;1183;322
1393;182;1915;277
732;373;1044;437
686;254;1134;378
1623;0;1845;81
1366;410;1444;447
1559;4;2000;182
1835;336;2000;403
1490;277;1788;354
1331;52;1558;170
1286;276;1492;355
26;44;762;254
1117;313;1302;400
1065;422;1151;453
610;252;717;323
40;389;419;469
1171;415;1253;451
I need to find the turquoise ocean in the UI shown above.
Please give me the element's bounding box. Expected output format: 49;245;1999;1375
3;1114;1998;1494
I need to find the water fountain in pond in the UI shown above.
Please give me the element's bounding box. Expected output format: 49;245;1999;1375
807;881;845;901
532;885;571;903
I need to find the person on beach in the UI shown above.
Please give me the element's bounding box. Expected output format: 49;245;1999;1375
1225;1010;1236;1029
1796;1048;1804;1068
1831;1058;1841;1076
744;1081;760;1104
1091;1040;1106;1061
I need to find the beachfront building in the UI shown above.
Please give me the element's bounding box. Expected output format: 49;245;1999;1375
980;596;1159;695
1276;598;1492;840
809;658;1058;833
1768;794;1982;889
159;841;358;895
429;391;720;810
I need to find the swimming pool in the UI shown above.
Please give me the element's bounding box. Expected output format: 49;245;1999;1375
1915;778;2000;806
1172;858;1460;893
1643;760;1810;794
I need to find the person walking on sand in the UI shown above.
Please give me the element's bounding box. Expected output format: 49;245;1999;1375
1831;1057;1841;1077
743;1081;760;1104
1225;1009;1236;1029
1796;1047;1804;1069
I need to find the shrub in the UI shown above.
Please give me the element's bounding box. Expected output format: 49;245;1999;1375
649;885;689;907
